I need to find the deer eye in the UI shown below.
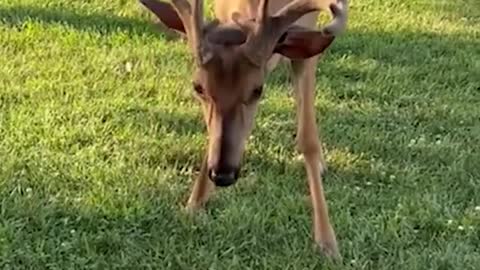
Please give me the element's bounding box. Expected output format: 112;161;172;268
193;83;204;96
250;86;263;101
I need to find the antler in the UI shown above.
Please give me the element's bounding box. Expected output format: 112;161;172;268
235;0;348;66
170;0;213;65
321;0;348;35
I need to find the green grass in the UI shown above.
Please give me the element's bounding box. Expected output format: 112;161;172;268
1;0;479;269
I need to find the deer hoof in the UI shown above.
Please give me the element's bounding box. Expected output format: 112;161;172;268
183;205;209;221
184;201;204;214
314;230;341;260
316;239;341;260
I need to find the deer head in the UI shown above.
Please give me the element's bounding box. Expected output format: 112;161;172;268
140;0;348;187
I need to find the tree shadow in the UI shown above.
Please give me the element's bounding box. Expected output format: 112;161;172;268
1;4;477;80
0;4;180;39
260;29;479;93
113;91;479;187
1;0;477;208
1;3;479;268
425;0;480;23
4;104;475;268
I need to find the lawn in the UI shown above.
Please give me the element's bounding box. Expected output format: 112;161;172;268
1;0;479;269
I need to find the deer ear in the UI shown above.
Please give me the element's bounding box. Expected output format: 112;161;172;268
140;0;186;33
274;28;335;59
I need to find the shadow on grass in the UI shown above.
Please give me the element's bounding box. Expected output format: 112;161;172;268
0;4;165;37
3;121;475;268
2;5;476;58
1;4;479;268
426;0;480;22
2;91;478;268
257;30;479;92
1;0;478;208
1;4;477;84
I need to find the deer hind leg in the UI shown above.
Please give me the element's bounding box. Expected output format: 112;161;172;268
186;152;214;211
290;56;339;259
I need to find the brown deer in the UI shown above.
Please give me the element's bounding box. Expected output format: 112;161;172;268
139;0;348;258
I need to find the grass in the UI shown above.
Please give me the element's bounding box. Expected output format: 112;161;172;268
1;0;479;269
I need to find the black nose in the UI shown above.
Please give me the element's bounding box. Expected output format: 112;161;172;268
208;168;238;187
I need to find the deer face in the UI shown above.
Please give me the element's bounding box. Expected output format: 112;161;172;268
140;0;347;186
192;47;266;186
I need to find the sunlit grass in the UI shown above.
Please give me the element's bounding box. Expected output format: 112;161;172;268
1;0;479;269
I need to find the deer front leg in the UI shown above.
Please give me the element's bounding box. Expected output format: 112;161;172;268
291;56;339;259
186;152;214;211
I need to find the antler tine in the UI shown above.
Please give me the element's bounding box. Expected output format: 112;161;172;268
241;0;348;66
322;0;348;35
191;0;213;64
256;0;269;25
239;0;275;66
171;0;212;65
274;0;348;36
272;0;322;32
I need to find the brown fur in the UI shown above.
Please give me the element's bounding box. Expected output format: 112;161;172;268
140;0;348;259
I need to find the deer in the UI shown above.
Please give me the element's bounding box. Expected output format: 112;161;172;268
139;0;348;259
